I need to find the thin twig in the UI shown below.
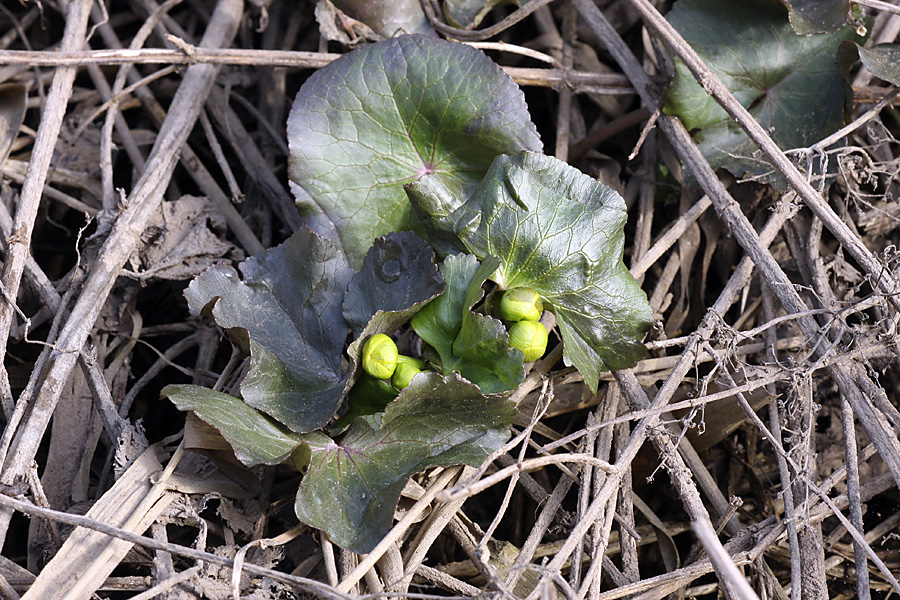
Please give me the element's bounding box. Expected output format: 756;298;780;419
692;520;760;600
854;0;900;15
336;467;463;593
0;0;93;469
0;0;245;548
420;0;557;41
438;454;618;504
0;492;350;600
464;41;561;67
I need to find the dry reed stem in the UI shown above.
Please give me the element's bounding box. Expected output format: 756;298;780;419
0;0;897;597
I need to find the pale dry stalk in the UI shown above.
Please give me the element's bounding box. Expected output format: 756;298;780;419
0;0;244;547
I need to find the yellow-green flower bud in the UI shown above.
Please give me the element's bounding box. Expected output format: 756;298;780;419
391;355;427;389
500;287;543;322
361;334;399;380
508;320;548;362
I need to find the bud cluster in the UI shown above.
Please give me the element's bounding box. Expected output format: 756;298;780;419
500;287;548;362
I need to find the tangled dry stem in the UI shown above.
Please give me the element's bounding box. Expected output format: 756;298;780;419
0;0;898;598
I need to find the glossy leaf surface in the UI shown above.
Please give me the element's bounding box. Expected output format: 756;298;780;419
411;253;525;393
343;232;444;333
184;228;353;433
162;385;300;466
409;152;651;392
342;232;445;396
287;34;541;268
294;373;516;553
839;42;900;87
783;0;850;35
664;0;859;182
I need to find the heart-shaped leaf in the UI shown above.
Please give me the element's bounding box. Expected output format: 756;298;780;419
184;228;354;433
287;34;542;269
161;385;301;466
411;253;525;393
294;372;516;553
408;152;651;392
664;0;860;183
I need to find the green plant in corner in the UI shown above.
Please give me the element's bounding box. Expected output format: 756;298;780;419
162;34;652;554
662;0;864;185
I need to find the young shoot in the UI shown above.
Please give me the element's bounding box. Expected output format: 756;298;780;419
392;356;427;389
362;333;399;380
499;287;543;322
508;320;548;362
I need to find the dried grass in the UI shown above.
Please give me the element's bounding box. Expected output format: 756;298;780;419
0;0;898;598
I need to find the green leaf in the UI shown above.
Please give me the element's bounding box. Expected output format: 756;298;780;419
331;375;399;433
783;0;851;35
839;42;900;87
408;152;651;392
184;228;354;433
411;253;525;393
443;0;520;29
330;0;434;37
341;232;445;400
343;232;444;333
858;45;900;85
294;372;516;553
287;34;542;269
664;0;861;183
162;385;300;466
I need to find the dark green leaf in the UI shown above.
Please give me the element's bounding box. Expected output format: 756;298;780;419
411;253;525;393
664;0;860;183
343;232;444;333
858;44;900;86
331;375;399;433
443;0;518;29
330;0;433;38
294;372;516;553
162;385;300;466
783;0;850;35
287;34;542;269
341;232;445;403
409;152;651;392
839;42;900;87
184;228;353;433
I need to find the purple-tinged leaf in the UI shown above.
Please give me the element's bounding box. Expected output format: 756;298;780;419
343;231;444;334
184;228;353;433
294;372;515;553
287;35;541;269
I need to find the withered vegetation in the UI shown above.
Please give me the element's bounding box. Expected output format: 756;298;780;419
0;0;898;598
